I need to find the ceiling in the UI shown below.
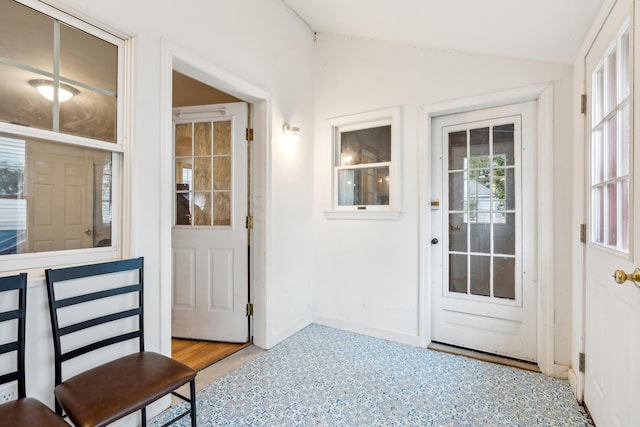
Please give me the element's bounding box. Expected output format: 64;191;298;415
283;0;605;64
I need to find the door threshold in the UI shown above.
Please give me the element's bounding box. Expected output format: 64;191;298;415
428;342;540;373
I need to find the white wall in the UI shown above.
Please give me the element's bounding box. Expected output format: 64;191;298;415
311;33;575;366
19;0;315;418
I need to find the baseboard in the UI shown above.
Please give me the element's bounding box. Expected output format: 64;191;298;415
567;368;584;403
312;316;421;347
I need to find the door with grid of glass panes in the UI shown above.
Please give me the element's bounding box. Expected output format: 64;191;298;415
171;102;248;343
431;102;537;362
584;0;640;424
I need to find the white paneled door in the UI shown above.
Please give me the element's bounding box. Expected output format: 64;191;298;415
171;102;249;343
583;0;640;424
431;102;537;362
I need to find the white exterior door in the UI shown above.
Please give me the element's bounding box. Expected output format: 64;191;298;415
171;102;249;343
431;102;537;362
583;0;640;424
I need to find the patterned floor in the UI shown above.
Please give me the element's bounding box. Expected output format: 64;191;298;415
151;324;592;426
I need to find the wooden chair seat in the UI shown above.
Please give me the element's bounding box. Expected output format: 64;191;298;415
55;351;195;427
0;397;70;427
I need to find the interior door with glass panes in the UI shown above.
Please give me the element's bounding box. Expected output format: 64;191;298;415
431;102;537;362
583;0;640;424
171;102;248;343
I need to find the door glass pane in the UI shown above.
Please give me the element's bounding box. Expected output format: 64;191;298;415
449;213;467;252
469;255;490;296
494;257;515;299
175;118;233;227
447;120;517;301
195;122;212;156
449;254;467;294
448;171;465;211
590;24;631;252
193;192;211;226
495;214;515;255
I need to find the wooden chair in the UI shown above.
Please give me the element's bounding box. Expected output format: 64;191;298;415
45;257;197;427
0;273;69;427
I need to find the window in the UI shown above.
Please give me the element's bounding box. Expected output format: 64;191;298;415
326;107;402;219
0;0;128;269
590;23;631;252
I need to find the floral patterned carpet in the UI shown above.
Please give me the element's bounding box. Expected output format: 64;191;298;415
151;324;592;426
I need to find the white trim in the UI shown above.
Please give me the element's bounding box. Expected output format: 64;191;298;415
419;83;556;375
159;42;272;358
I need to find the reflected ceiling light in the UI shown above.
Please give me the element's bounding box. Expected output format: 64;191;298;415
283;123;300;142
29;79;79;102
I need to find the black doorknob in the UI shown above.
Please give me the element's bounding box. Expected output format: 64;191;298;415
431;238;439;245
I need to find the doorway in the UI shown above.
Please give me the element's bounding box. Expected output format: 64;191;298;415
170;71;250;362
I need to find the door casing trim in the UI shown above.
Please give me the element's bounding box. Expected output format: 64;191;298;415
419;83;557;376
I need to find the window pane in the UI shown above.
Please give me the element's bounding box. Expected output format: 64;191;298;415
0;133;112;254
607;182;617;247
0;0;54;72
620;179;629;251
59;87;116;142
619;104;630;176
448;131;467;170
494;257;515;299
213;157;231;191
593;67;604;124
605;115;617;180
193;192;211;226
59;23;118;93
606;50;617;114
213;121;231;155
175;124;193;157
620;31;630;100
195;122;212;156
337;167;389;206
469;128;489;157
469;255;490;296
176;192;191;225
493;124;515;166
495;214;515;255
448;171;465;211
0;63;54;130
449;254;467;294
449;213;467;252
470;222;490;254
194;157;211;191
213;192;231;226
339;125;391;166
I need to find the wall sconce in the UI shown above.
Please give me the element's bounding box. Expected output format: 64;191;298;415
30;79;79;102
282;123;300;143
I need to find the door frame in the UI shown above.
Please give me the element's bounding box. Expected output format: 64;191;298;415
160;41;271;354
419;83;557;376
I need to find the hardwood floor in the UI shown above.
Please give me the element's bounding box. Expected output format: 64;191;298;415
172;338;251;371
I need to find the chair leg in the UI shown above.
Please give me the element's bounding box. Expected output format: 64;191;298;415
190;379;197;426
141;407;147;427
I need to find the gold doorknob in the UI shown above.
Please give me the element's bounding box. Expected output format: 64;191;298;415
613;268;640;286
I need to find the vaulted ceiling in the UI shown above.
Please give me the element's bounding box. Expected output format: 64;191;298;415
283;0;605;64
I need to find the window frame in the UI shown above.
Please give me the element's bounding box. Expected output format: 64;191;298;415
325;106;402;220
0;0;131;272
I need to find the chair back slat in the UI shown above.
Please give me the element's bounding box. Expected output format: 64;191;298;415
0;273;28;399
59;308;142;336
60;331;143;363
45;257;145;390
54;284;141;309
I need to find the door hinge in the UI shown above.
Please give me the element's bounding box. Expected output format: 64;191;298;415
580;223;586;244
246;128;254;141
246;303;254;316
580;94;587;115
245;216;254;229
579;352;585;373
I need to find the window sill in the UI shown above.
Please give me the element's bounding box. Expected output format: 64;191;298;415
324;210;404;220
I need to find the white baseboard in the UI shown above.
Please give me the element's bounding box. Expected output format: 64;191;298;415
312;316;422;347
